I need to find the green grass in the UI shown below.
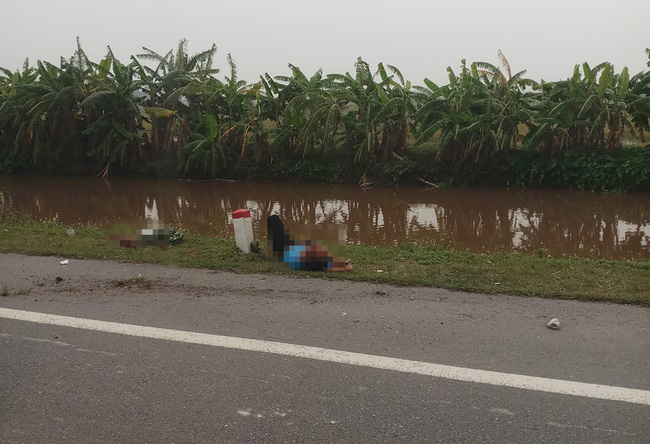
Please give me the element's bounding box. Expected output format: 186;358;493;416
1;213;648;305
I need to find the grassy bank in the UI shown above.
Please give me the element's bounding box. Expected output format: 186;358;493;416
1;215;648;306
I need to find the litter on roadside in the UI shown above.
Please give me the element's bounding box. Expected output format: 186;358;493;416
106;220;184;248
546;318;560;329
59;259;69;265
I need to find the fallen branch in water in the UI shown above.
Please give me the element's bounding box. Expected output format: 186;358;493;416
96;163;110;180
178;178;236;183
391;152;440;189
416;176;440;189
359;170;373;187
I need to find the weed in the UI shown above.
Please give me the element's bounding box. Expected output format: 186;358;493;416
535;248;549;258
112;274;153;289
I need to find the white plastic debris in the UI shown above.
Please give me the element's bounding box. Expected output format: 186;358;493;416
66;228;75;237
546;318;560;330
59;259;69;265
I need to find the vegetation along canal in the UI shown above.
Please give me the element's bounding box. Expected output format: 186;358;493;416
1;176;647;260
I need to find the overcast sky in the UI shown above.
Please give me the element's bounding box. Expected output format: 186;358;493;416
2;0;648;85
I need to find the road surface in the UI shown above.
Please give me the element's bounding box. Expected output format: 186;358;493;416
1;253;648;443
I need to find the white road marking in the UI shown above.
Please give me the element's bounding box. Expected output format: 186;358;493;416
546;421;633;436
22;337;71;347
75;348;118;357
15;333;117;356
1;307;649;405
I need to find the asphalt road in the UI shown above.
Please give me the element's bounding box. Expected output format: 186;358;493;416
1;253;649;443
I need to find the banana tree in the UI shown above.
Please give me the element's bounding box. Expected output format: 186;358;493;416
80;50;146;171
524;62;641;153
269;64;331;157
13;55;91;167
374;63;417;159
190;54;269;163
471;50;538;153
325;58;391;163
181;112;225;176
415;59;497;163
135;40;218;154
0;59;38;159
627;49;650;142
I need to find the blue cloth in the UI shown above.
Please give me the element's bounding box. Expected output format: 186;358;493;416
284;244;307;269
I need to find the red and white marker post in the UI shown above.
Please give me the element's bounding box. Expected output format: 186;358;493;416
232;209;254;253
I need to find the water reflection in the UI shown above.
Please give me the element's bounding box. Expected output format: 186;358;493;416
1;176;648;259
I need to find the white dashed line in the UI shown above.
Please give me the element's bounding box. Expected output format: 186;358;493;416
22;337;71;347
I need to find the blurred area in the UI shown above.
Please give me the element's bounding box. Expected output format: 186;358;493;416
106;220;180;248
267;222;347;268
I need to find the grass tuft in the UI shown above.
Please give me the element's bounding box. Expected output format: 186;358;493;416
112;274;153;290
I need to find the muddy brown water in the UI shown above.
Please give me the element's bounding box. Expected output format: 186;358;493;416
1;176;648;259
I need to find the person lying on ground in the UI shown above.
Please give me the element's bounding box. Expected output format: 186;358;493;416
267;215;353;272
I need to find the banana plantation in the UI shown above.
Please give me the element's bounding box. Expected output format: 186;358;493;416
1;40;649;189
